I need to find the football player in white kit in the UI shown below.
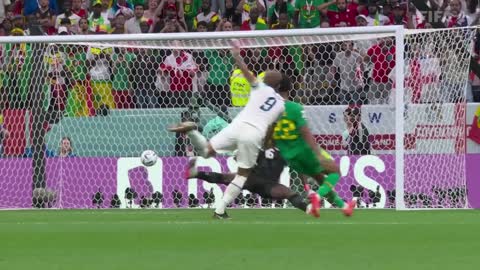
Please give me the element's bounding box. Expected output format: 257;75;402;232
168;42;291;219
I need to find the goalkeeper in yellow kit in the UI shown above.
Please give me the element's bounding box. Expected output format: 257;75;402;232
272;100;356;217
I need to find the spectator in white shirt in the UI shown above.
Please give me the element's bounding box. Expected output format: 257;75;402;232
125;3;145;33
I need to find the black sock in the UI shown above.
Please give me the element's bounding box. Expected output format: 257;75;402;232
288;194;307;212
196;172;227;184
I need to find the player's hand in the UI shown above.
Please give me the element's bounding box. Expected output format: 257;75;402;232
230;39;241;58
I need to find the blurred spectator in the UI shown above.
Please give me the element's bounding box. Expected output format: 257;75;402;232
65;45;91;117
108;0;134;20
11;14;25;33
326;0;358;27
144;0;159;20
25;0;58;16
11;0;23;16
267;0;294;27
211;0;226;17
355;15;369;30
1;18;12;35
342;106;371;155
32;0;57;35
224;0;240;23
365;1;389;26
442;0;472;27
331;41;365;104
4;27;30;114
125;2;146;33
194;0;219;30
130;48;160;108
0;0;10;21
86;45;115;109
389;3;409;28
158;16;185;32
77;17;89;34
71;0;88;18
139;17;152;32
302;43;336;105
112;47;135;108
56;7;82;34
366;38;395;104
58;136;76;157
111;12;126;33
45;44;70;123
151;0;187;32
89;0;111;34
271;10;294;29
215;17;233;30
204;47;234;107
159;47;197;107
240;7;267;30
294;0;330;28
236;0;265;24
230;63;253;106
58;18;75;34
183;0;201;30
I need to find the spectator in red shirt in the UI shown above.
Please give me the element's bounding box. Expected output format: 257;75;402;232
159;47;198;107
12;0;24;16
366;38;395;104
71;0;88;18
327;0;358;27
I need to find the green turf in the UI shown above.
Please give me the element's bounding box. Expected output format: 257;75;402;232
1;209;479;270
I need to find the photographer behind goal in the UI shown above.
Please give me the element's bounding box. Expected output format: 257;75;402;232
341;106;371;155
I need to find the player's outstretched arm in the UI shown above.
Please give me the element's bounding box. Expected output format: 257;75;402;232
231;41;257;86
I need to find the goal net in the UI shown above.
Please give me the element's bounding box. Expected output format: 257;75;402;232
0;27;475;210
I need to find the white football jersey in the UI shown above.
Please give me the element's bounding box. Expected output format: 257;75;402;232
233;82;285;133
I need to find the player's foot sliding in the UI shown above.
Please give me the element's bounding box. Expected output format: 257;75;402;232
306;192;320;218
342;198;357;217
213;211;230;220
185;158;198;179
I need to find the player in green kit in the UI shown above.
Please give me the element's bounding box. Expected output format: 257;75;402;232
272;101;356;217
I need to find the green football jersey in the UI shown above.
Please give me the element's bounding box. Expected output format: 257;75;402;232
273;101;310;159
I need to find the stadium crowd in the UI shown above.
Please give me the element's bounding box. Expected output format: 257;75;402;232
0;0;479;118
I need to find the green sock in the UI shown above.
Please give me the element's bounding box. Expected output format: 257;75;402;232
325;191;345;208
317;173;340;197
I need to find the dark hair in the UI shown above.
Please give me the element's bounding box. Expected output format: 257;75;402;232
278;73;291;93
134;3;145;8
196;21;207;28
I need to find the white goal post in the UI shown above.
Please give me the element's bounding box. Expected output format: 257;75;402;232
0;26;475;210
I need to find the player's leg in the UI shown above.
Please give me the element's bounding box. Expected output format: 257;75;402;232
186;158;235;185
314;151;356;216
213;125;262;218
168;122;216;158
268;184;308;212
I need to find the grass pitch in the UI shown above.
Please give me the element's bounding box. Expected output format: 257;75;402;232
1;209;479;270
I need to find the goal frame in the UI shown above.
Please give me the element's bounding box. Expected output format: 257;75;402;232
0;26;409;209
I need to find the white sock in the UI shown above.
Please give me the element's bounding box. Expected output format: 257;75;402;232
186;130;208;157
215;175;247;215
